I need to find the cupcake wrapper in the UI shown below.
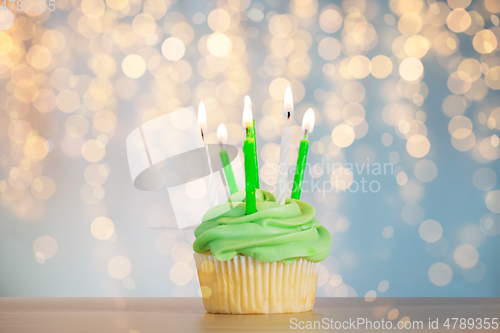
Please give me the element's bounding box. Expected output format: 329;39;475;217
194;253;320;314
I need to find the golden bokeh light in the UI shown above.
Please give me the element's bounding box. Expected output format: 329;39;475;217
132;13;156;37
268;77;291;101
84;163;109;185
399;57;423;81
451;131;476;152
398;13;422;36
122;54;146;79
485;0;500;13
378;280;389;292
492;134;500;148
472;29;498;54
396;172;408;186
479;137;500;160
290;0;318;19
447;71;471;94
485;190;500;213
370;55;393;78
171;242;193;263
428;262;453;286
343;103;366;126
207;9;231;32
56;90;80;113
381;133;393;146
365;290;377;302
348;55;370;79
206;33;232;57
331;124;355;148
31;176;56;200
0;8;15;30
24;134;48;161
32;89;57;113
387;308;399;320
41;30;66;54
404;35;431;58
170;262;193;286
446;9;471;33
27;45;52;70
406;134;430;158
419;219;443;243
81;0;106;19
382;226;394;239
382;103;407;126
448;0;471;9
485;66;500;90
318;37;341;61
107;255;132;279
91;217;115;240
454;244;479;269
81;139;106;163
106;0;129;11
200;285;212;298
33;235;58;260
448;115;472;139
161;37;185;61
457;58;482;82
319;8;342;33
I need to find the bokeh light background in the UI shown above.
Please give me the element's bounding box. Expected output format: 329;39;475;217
0;0;499;298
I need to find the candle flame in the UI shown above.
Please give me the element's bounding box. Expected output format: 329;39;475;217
302;108;315;134
198;101;207;136
244;95;252;110
242;104;253;129
284;85;293;118
217;123;228;144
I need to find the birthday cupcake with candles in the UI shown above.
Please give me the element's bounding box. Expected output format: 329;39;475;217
193;86;332;314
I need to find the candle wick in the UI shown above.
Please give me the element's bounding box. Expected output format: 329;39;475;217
287;111;291;119
304;130;308;140
201;129;205;141
219;143;224;150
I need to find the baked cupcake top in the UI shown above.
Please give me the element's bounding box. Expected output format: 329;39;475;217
193;189;332;264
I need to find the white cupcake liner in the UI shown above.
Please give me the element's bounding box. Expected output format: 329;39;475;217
194;252;320;314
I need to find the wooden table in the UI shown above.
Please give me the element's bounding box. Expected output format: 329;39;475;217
0;298;498;332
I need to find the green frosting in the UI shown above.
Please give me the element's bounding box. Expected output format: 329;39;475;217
193;189;332;264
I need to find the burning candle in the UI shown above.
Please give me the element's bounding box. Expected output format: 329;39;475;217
275;85;293;205
198;101;218;208
291;108;315;200
242;104;257;214
217;123;239;195
245;95;259;189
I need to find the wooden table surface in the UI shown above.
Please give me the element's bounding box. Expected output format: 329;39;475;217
0;297;498;332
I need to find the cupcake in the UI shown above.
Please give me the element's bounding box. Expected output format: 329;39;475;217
193;189;332;314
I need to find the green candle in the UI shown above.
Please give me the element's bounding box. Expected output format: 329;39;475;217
252;118;260;189
245;96;259;189
220;148;239;195
217;124;239;195
243;105;257;214
291;137;309;200
291;108;315;200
